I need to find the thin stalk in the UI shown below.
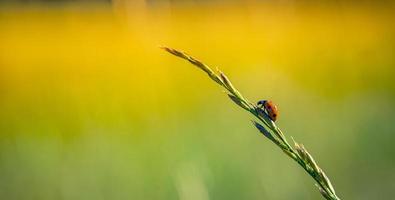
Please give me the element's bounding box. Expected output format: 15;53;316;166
162;47;340;200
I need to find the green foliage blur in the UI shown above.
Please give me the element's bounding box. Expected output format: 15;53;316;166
0;1;394;199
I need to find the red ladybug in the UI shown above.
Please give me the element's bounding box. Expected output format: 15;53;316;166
257;100;279;122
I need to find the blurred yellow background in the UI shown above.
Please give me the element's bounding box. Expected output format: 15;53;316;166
1;1;394;199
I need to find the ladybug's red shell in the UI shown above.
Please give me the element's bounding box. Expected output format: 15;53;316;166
263;100;279;122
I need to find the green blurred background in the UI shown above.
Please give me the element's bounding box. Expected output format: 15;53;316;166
1;1;395;199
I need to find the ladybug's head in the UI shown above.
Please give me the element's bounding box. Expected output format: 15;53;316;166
257;100;267;107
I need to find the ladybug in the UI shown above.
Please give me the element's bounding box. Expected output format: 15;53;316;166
257;100;279;122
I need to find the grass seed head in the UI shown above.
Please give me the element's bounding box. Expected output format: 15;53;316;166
162;46;340;200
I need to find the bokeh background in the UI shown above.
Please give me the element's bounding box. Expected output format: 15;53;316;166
1;1;395;199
